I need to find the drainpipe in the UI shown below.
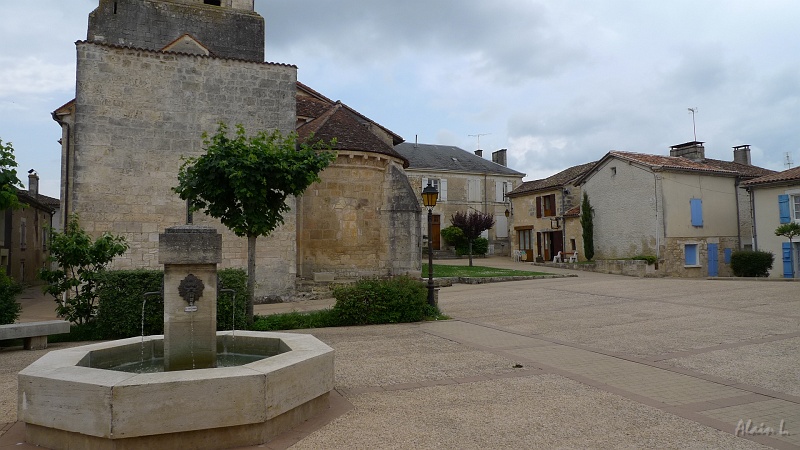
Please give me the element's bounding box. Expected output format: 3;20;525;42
734;178;742;249
52;111;70;222
652;170;661;270
561;186;567;254
748;186;758;250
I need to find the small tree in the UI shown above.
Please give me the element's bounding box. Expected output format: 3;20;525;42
450;210;494;266
174;123;336;323
0;139;23;210
0;272;23;325
775;222;800;277
580;192;595;261
39;215;129;325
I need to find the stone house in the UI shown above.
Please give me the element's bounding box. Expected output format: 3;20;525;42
393;144;525;256
741;166;800;278
52;0;419;298
574;142;773;277
2;172;57;284
507;162;595;262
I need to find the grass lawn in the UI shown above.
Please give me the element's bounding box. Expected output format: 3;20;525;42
423;264;550;278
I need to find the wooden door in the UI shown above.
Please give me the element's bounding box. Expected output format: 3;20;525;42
432;215;441;250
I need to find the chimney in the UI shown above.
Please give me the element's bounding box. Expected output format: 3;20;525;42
474;149;483;158
28;170;39;197
669;141;705;162
491;148;508;167
732;145;752;166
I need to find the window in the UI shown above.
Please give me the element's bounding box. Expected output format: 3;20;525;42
518;229;532;250
422;177;447;201
684;243;699;266
690;198;703;227
468;179;481;202
204;0;222;5
570;239;576;251
20;219;26;251
495;181;512;203
42;227;48;251
794;195;800;221
543;194;556;216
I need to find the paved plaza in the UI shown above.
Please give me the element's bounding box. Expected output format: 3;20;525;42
1;258;798;449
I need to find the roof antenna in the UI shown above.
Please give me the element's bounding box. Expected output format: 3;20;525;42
687;108;698;141
468;133;490;150
785;152;794;169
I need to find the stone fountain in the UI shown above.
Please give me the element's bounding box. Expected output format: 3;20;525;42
18;226;334;450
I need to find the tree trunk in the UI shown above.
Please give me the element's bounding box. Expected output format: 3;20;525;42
468;239;474;267
246;234;257;324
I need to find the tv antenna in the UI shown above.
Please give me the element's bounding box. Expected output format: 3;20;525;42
687;108;698;141
785;152;794;169
468;133;491;150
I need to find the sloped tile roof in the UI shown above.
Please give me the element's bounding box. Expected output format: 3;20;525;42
16;189;57;213
609;151;739;175
701;158;775;179
741;165;800;187
508;161;596;197
297;82;404;146
393;143;525;176
296;102;409;167
564;205;581;217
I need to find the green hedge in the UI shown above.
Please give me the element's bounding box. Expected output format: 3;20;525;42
0;272;22;325
89;268;248;340
730;250;774;277
332;276;435;326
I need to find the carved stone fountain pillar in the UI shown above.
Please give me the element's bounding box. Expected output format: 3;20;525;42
158;226;222;371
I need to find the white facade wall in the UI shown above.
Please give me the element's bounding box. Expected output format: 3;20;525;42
581;159;661;259
751;184;800;278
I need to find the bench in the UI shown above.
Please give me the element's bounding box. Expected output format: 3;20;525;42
0;320;71;350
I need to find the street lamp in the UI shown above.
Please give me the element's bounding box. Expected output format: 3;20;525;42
422;181;439;307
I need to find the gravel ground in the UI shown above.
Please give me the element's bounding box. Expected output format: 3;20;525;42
294;375;769;450
665;337;800;398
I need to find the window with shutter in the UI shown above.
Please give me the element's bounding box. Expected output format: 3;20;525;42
536;197;542;218
690;198;703;227
778;194;791;224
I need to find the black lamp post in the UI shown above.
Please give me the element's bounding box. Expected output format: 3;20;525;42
422;181;439;307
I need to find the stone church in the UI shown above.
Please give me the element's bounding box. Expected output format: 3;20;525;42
53;0;421;298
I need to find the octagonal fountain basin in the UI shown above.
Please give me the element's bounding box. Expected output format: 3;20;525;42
18;331;334;450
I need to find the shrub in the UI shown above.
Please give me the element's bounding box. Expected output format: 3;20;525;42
332;276;436;326
0;272;22;324
440;226;466;247
632;255;657;265
251;310;339;331
730;250;774;277
96;270;164;339
92;268;248;340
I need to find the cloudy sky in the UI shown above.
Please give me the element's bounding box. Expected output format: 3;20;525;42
2;0;799;198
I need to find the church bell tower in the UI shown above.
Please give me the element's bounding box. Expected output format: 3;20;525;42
87;0;265;62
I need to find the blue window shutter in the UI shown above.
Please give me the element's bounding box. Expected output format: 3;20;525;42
783;242;793;278
778;194;791;224
724;248;732;264
690;199;703;227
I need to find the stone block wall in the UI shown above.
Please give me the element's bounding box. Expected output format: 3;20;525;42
70;42;297;297
88;0;265;62
663;236;739;278
298;153;420;279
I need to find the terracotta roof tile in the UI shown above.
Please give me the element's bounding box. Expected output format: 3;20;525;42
701;158;775;178
297;103;408;167
564;205;581;217
609;151;739;175
741;165;800;187
508;161;596;197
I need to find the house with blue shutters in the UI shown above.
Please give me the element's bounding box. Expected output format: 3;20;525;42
575;142;774;277
742;165;800;278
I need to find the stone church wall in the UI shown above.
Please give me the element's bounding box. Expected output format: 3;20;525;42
88;0;265;62
71;42;297;297
298;153;421;279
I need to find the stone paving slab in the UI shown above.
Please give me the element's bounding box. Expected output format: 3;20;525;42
702;400;800;448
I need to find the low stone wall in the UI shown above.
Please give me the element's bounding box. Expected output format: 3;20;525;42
534;260;663;278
